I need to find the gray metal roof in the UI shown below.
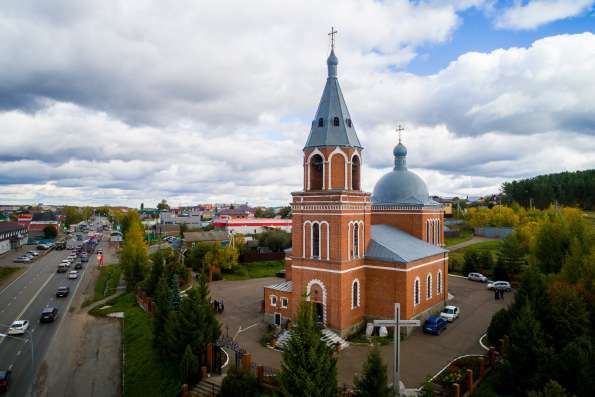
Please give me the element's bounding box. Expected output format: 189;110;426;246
304;49;362;149
366;224;447;263
266;280;293;292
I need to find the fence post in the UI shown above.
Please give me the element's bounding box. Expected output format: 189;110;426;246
256;365;264;385
479;357;485;378
466;368;474;393
201;366;208;380
242;352;252;371
207;343;213;372
453;383;461;397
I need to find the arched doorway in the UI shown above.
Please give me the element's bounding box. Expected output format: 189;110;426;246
306;279;327;325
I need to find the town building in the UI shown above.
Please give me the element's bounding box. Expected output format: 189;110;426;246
263;46;448;337
0;222;28;254
183;231;230;248
28;212;60;240
211;218;292;235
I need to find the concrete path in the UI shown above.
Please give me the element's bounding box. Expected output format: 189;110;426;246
447;236;498;252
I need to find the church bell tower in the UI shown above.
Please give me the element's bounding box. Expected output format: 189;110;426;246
289;29;372;336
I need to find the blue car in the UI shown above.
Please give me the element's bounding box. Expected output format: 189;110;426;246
423;316;448;335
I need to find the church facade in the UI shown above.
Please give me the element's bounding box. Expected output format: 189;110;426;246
263;47;448;337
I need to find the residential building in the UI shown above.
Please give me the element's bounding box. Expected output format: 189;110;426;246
183;231;230;248
0;222;28;254
211;218;292;235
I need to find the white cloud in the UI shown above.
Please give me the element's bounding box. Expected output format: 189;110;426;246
495;0;593;30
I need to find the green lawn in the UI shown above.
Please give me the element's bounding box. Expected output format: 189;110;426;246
445;229;473;247
584;211;595;229
0;266;21;285
223;260;285;280
83;264;123;307
91;293;181;397
449;240;503;276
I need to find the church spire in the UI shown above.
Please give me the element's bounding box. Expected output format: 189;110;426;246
304;28;362;149
393;124;407;170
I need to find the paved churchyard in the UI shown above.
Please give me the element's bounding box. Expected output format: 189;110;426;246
209;274;513;388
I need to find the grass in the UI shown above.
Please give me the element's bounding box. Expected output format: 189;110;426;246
91;293;181;397
222;260;285;281
83;264;123;307
0;266;21;285
584;211;595;228
445;229;473;247
449;240;503;277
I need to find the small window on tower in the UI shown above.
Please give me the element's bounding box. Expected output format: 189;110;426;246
333;117;340;127
318;118;324;127
346;119;352;128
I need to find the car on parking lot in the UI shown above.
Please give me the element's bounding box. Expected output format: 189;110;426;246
467;272;488;283
26;251;39;257
440;306;460;322
7;320;29;335
0;369;11;392
423;316;448;335
13;256;33;263
68;270;79;279
56;286;70;297
40;307;58;323
36;244;50;250
487;281;512;292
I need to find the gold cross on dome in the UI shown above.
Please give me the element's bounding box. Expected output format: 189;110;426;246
396;124;405;143
328;27;338;49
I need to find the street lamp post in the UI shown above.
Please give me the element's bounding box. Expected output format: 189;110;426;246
0;324;35;397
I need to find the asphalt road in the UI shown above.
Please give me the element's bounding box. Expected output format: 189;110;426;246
0;245;95;397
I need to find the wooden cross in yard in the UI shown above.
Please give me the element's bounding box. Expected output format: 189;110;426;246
374;303;420;395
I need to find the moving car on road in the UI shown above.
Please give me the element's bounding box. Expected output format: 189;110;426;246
7;320;29;335
487;281;512;292
440;306;460;322
467;272;488;282
68;270;79;279
0;370;10;392
57;263;68;273
423;316;448;335
74;261;83;270
40;307;58;323
56;286;70;297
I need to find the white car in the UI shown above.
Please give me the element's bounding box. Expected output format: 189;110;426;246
487;281;512;292
26;251;40;257
68;270;79;279
440;306;460;322
8;320;29;335
467;272;488;283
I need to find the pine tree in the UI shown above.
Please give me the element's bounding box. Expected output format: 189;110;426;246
180;344;199;385
153;273;171;354
220;366;259;397
169;274;181;311
353;347;392;397
279;299;337;397
145;254;164;297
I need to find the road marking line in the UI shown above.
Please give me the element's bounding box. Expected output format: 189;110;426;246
17;350;21;356
0;272;56;346
8;364;13;371
0;265;33;297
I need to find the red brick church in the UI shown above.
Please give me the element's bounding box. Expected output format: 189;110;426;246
263;45;448;337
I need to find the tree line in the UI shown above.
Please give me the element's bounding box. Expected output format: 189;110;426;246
501;169;595;210
486;207;595;396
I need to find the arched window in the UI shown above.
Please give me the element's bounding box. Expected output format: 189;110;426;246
351;155;361;190
312;223;320;258
333;117;340;126
414;278;420;306
436;220;440;245
346;118;352;128
437;271;442;295
426;220;430;243
318;118;324;127
352;279;360;309
426;274;432;299
309;154;324;190
353;223;359;257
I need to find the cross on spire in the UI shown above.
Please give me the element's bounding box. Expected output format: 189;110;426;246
396;124;405;143
328;27;338;50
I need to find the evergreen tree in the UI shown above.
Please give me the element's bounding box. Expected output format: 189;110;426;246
353;347;392;397
486;308;512;347
219;366;259;397
479;250;494;272
169;274;181;311
279;299;337;397
497;233;526;277
153;273;171;354
145;254;165;297
180;344;199;385
492;257;509;281
462;248;480;275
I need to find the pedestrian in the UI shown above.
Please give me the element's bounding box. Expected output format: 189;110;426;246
494;289;500;300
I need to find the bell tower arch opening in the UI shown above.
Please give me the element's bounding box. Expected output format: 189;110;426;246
352;154;361;190
309;153;324;190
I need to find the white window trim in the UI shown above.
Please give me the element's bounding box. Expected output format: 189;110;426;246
281;297;288;308
426;273;433;300
351;278;360;309
306;279;327;325
437;270;443;295
270;295;277;306
414;277;420;306
306;149;325;191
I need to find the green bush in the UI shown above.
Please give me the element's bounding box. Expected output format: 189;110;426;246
220;366;259;397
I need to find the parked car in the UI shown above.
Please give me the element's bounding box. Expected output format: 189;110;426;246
423;316;448;335
13;256;32;263
37;244;49;250
56;286;70;297
487;281;512;292
26;251;39;257
68;270;79;279
440;306;460;322
0;369;11;392
40;307;58;323
467;272;488;283
7;320;29;335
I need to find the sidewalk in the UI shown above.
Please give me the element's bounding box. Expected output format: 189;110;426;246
448;236;498;252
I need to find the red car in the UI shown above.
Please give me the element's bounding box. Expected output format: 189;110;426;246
0;369;11;392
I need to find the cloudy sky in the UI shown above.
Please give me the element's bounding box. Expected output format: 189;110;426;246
1;0;594;207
